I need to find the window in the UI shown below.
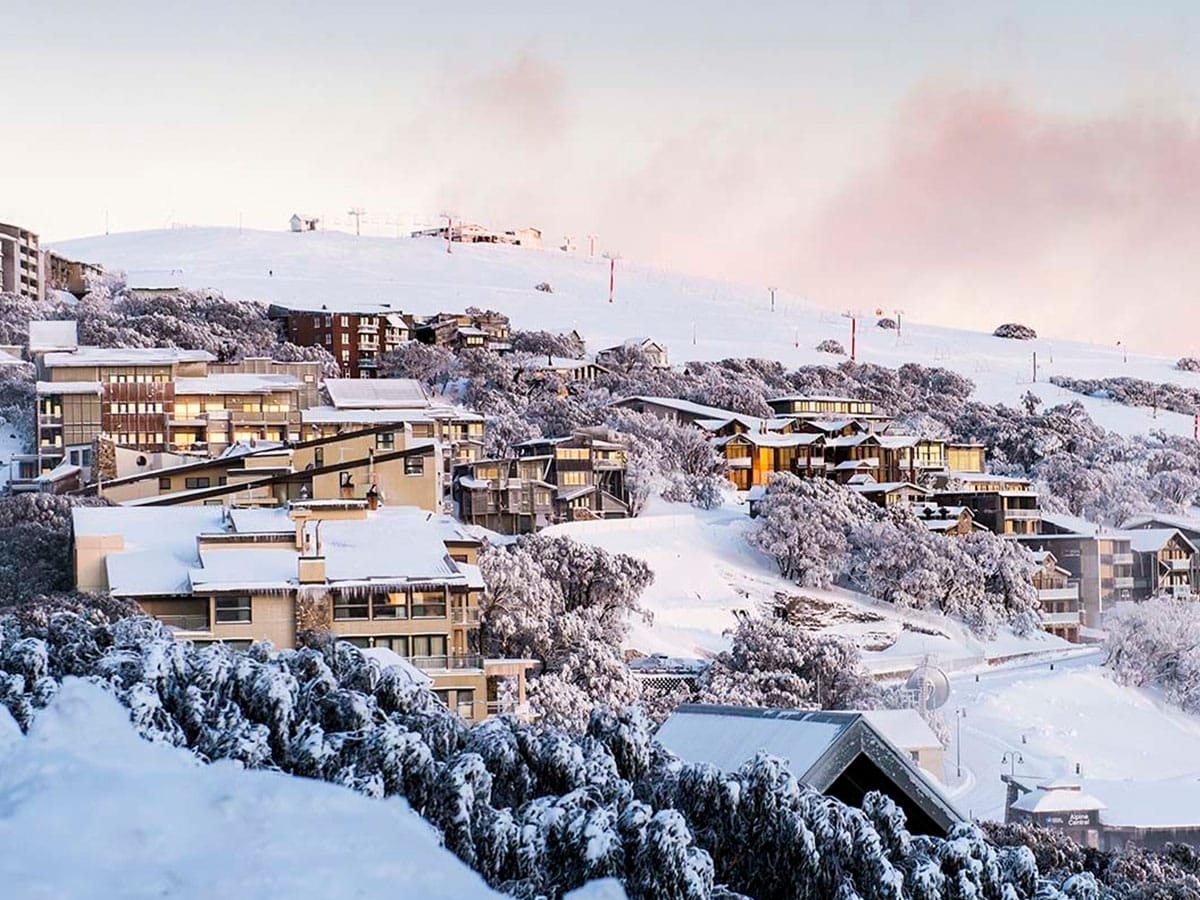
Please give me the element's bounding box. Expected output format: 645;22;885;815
376;431;395;450
215;596;251;624
185;476;211;490
559;470;588;486
333;594;369;620
340;316;349;327
411;590;447;618
404;456;424;476
373;635;410;655
159;477;171;490
372;591;408;619
339;471;353;488
411;634;448;660
341;350;350;362
314;448;324;467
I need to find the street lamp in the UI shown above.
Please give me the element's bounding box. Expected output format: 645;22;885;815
1001;750;1024;778
955;707;967;778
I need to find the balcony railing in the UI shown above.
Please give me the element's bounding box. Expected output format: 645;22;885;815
1003;509;1042;521
451;607;481;625
1037;587;1079;601
1112;553;1135;566
1113;577;1136;589
410;653;484;671
157;614;211;633
1165;558;1193;572
1041;612;1081;626
486;700;532;717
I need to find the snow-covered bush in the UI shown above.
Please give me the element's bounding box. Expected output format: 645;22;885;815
479;534;652;730
0;598;1171;900
993;323;1037;340
877;317;898;330
815;339;846;355
1105;595;1200;712
749;475;1040;636
510;328;583;359
698;614;879;710
1177;358;1200;373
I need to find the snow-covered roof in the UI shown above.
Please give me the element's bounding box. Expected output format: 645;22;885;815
73;507;228;597
768;394;868;404
76;504;480;598
0;348;26;366
657;705;853;777
270;298;401;315
861;710;942;751
612;396;764;430
301;406;436;426
1126;528;1196;555
325;378;429;409
834;458;879;471
851;481;930;496
42;346;214;367
36;380;102;396
1122;512;1200;535
175;374;302;395
37;461;81;484
1010;784;1106;814
28;320;78;353
715;432;822;448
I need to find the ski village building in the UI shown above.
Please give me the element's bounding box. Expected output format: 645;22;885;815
267;300;411;378
16;321;322;490
302;378;484;477
1004;774;1200;852
453;428;632;533
657;704;962;837
72;501;534;721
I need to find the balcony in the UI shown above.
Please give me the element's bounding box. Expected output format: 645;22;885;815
451;607;481;625
1113;577;1136;590
1041;611;1081;626
1003;509;1042;521
486;700;532;717
1165;558;1193;572
1037;587;1079;602
357;321;379;333
410;653;483;671
1112;553;1135;566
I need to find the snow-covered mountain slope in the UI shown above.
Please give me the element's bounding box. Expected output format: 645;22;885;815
54;227;1200;441
546;497;1074;668
0;678;504;900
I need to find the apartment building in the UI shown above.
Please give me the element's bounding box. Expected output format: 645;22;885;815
612;395;989;493
1127;529;1198;600
1123;513;1200;591
765;394;887;421
1021;514;1136;628
268;301;411;378
72;501;535;721
455;429;631;532
43;250;103;298
27;322;320;482
412;311;512;353
1029;551;1082;641
596;338;670;370
94;425;441;513
934;473;1041;536
0;221;43;301
303;378;484;476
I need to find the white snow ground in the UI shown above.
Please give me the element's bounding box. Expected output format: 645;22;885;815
54;227;1200;442
942;651;1200;823
546;496;1075;670
0;678;506;899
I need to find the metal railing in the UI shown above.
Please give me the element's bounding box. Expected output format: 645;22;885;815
410;653;483;671
1037;587;1079;601
1003;509;1042;521
451;607;481;625
1041;612;1081;625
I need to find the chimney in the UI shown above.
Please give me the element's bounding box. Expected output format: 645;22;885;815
297;520;326;584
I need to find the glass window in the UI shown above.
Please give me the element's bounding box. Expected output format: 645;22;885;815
404;456;424;476
376;431;395;450
215;596;251;624
159;477;171;490
185;476;211;490
333;594;369;620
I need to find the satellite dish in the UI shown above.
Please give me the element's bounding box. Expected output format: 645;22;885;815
905;663;950;710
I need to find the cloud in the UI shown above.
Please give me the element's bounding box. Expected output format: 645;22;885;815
790;85;1200;351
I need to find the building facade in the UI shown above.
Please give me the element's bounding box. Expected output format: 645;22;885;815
0;221;43;301
72;501;534;721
